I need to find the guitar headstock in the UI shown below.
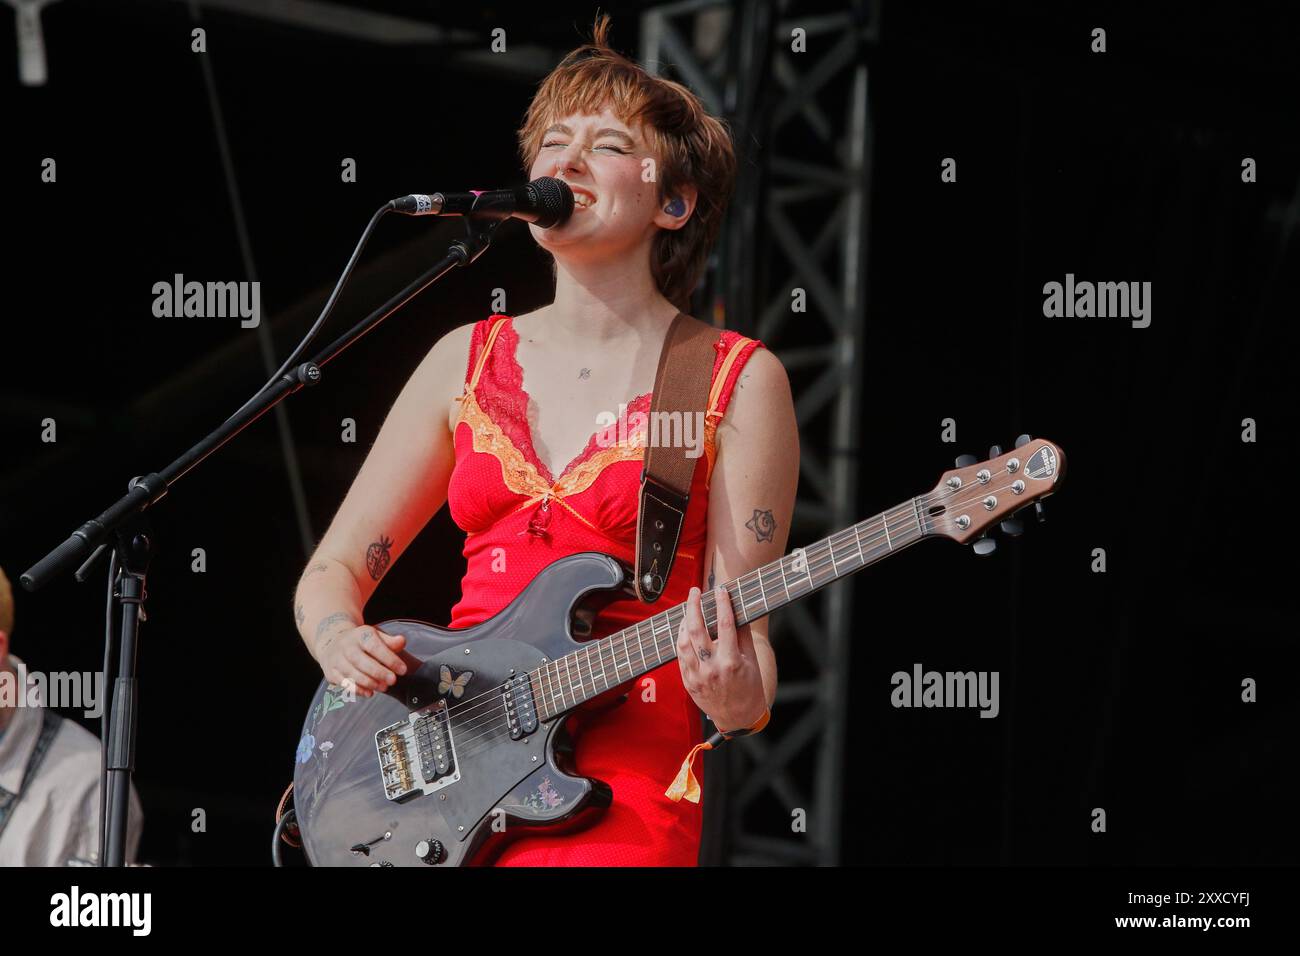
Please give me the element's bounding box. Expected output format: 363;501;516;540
923;435;1065;552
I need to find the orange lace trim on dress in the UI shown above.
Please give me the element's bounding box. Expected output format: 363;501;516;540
453;316;750;509
454;389;550;501
456;387;721;502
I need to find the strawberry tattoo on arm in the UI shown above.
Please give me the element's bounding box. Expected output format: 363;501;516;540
366;535;393;581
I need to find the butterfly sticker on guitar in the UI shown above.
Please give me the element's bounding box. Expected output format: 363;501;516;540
438;664;474;699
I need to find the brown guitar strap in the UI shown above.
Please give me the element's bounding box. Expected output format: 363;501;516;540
633;312;722;603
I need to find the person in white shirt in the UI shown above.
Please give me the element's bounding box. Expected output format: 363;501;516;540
0;566;144;866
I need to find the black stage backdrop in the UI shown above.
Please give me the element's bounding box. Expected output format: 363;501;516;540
2;0;1296;867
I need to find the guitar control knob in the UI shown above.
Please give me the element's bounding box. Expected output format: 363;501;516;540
988;444;1002;458
1014;434;1032;448
999;518;1024;537
955;453;978;468
972;536;997;556
416;838;445;864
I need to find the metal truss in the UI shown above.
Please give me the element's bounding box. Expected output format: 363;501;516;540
642;0;877;865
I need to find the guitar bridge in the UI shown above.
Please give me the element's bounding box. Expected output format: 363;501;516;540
375;700;459;801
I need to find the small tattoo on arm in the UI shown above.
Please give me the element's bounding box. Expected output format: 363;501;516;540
302;562;329;580
746;508;776;543
315;612;353;650
295;604;305;628
707;555;716;590
578;368;591;379
365;535;394;581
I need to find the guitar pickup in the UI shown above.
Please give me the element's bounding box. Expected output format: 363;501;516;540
503;673;539;740
375;701;458;801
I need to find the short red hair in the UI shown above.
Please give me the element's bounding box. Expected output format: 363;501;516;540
517;14;737;312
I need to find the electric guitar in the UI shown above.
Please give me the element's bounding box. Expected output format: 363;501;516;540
291;436;1065;865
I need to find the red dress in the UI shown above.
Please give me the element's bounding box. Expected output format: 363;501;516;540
445;314;765;866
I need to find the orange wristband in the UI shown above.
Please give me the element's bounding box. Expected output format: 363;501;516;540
665;706;771;803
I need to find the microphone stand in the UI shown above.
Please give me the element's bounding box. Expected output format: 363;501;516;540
20;213;503;866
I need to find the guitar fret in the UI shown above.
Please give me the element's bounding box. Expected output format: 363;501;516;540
592;639;609;689
578;645;592;697
602;640;615;689
549;660;563;712
636;621;649;672
652;615;668;665
601;636;614;686
645;617;658;665
624;627;638;681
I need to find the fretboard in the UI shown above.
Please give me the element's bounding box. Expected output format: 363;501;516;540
531;495;934;720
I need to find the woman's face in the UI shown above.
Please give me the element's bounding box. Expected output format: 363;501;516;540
526;105;682;260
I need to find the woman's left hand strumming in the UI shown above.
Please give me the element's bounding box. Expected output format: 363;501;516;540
677;585;768;733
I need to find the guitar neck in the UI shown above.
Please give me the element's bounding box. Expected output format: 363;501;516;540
531;495;935;720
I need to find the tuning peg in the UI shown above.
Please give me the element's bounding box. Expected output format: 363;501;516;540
999;518;1024;537
972;535;997;556
955;453;978;468
1034;501;1047;523
988;444;1002;458
1014;434;1032;448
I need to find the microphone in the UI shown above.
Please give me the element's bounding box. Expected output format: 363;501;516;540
391;177;574;228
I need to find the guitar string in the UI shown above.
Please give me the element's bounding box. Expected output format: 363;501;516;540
381;460;1034;726
419;473;1042;760
386;469;1039;746
364;496;924;726
386;493;934;734
395;524;896;760
422;529;998;765
438;498;929;728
